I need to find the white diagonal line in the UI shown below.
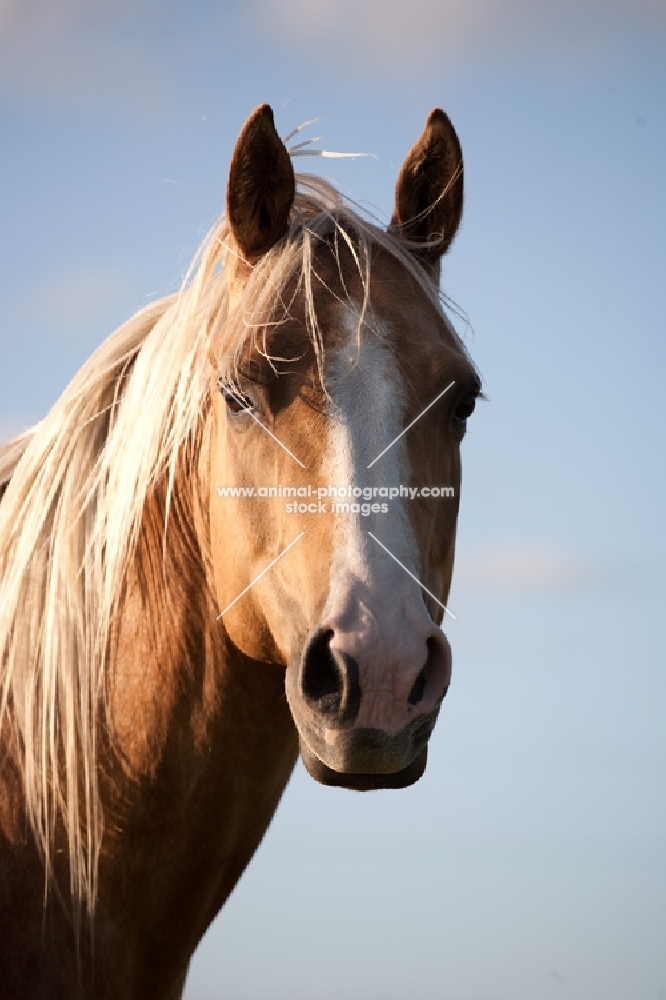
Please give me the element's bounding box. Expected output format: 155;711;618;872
216;532;306;620
367;532;456;620
366;380;456;469
219;382;306;469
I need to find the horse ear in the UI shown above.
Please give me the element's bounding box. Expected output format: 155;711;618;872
226;104;295;262
390;108;464;267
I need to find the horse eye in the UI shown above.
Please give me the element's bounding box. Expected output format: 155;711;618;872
452;392;476;431
219;383;253;415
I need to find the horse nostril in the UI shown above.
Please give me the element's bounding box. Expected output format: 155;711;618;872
301;629;342;712
300;628;361;725
408;667;427;706
408;636;448;707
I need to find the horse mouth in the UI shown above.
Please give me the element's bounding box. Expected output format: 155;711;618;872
300;740;428;790
295;713;438;790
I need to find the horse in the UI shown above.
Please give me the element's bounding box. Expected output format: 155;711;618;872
0;103;481;998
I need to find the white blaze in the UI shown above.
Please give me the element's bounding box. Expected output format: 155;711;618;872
321;305;432;728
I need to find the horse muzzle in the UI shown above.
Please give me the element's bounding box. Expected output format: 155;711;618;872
285;626;449;791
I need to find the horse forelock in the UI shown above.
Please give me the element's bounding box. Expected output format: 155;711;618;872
213;174;462;393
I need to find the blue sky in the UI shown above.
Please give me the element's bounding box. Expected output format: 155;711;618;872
1;3;664;998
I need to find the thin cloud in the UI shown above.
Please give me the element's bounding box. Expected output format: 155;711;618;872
0;0;165;109
455;541;594;592
257;0;665;70
23;265;130;339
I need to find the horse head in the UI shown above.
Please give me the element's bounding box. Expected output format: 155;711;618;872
209;104;480;791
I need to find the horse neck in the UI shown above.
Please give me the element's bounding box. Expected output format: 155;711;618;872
105;434;220;785
102;413;297;833
98;436;298;970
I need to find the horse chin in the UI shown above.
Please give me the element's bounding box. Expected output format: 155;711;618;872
299;740;428;791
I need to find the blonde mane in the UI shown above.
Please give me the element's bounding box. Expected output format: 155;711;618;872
0;173;450;918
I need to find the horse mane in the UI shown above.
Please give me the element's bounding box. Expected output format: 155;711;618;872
0;173;450;919
0;427;36;500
